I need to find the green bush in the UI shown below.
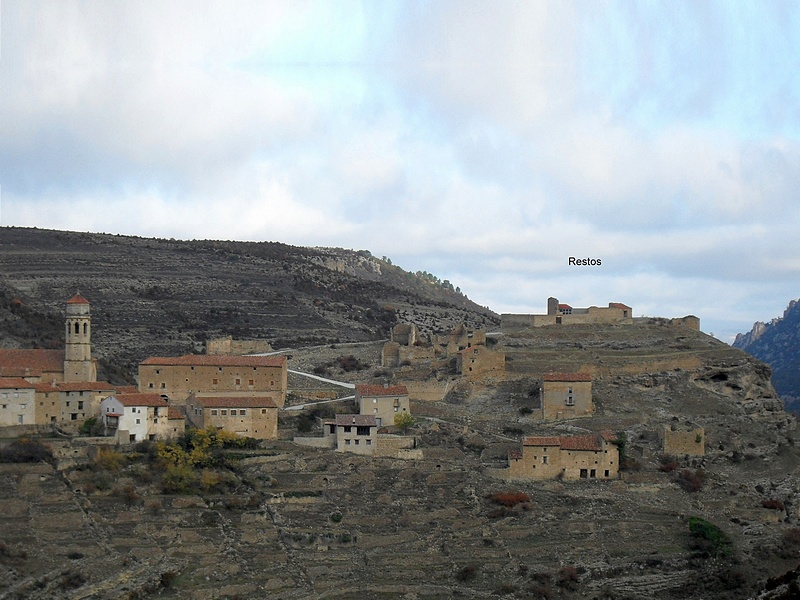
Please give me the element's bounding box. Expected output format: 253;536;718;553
688;517;732;557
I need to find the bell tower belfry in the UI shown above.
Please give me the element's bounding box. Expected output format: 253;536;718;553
64;293;96;382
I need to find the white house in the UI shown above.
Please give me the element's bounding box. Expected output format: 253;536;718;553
100;393;183;442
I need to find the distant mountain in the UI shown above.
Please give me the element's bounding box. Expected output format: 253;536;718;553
0;227;497;382
733;298;800;411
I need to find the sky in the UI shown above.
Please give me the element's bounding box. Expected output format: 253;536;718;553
1;1;799;342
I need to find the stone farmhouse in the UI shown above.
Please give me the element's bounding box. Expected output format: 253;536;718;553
100;393;185;443
355;384;410;428
323;414;379;454
540;372;593;421
503;432;619;481
34;380;116;425
138;354;288;408
206;336;273;356
187;396;278;440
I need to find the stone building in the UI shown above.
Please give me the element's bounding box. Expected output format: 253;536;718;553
0;294;98;384
323;414;378;454
0;378;36;425
501;297;633;329
505;432;619;481
437;324;487;357
456;345;505;378
540;372;593;421
138;354;288;407
35;381;116;425
355;384;410;427
187;396;278;440
100;393;184;443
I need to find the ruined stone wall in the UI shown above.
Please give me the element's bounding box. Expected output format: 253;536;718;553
541;380;592;421
661;426;705;456
381;341;401;367
293;436;335;449
457;347;505;378
500;314;534;331
404;381;449;402
207;337;274;355
669;316;701;330
374;434;416;456
397;345;436;365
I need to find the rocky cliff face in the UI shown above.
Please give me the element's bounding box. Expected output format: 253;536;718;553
734;299;800;412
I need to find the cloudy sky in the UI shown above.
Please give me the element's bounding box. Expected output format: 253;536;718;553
2;1;799;342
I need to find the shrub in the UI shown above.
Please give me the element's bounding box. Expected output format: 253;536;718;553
688;517;732;557
557;566;580;591
330;511;343;523
394;412;415;432
659;456;679;472
337;355;366;372
488;491;531;507
676;468;706;493
111;484;139;506
58;570;87;590
763;499;785;511
160;464;198;494
0;438;54;464
518;406;534;416
455;564;479;582
94;447;126;472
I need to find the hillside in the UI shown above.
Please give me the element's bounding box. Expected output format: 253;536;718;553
0;226;497;380
2;321;799;599
734;298;800;412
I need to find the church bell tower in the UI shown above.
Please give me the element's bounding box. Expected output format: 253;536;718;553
64;293;96;382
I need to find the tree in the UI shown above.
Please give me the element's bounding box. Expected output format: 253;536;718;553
394;412;415;433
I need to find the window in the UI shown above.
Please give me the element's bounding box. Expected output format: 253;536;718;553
566;387;574;406
344;439;351;445
211;410;218;416
78;401;84;410
160;383;166;389
354;439;360;445
373;399;377;403
212;378;219;385
356;426;371;436
604;470;610;477
136;418;141;424
261;409;267;414
71;413;78;421
590;469;596;478
148;383;154;389
248;379;254;386
66;401;70;407
156;369;160;375
240;409;246;415
221;410;228;415
20;403;27;410
394;407;398;412
1;404;6;409
344;426;351;433
235;378;241;386
542;455;548;464
366;439;372;445
580;469;588;479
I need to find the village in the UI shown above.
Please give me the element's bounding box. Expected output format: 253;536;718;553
0;293;708;482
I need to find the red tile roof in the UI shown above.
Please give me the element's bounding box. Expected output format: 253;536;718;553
523;434;605;451
194;396;277;409
523;436;562;447
67;294;90;305
355;384;408;397
0;349;64;376
508;447;522;459
167;407;185;420
115;393;168;407
560;435;602;451
115;385;139;394
0;377;36;389
609;302;631;310
558;303;572;309
542;372;592;382
140;354;286;368
335;414;377;427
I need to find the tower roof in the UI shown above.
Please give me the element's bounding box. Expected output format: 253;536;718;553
67;293;90;305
